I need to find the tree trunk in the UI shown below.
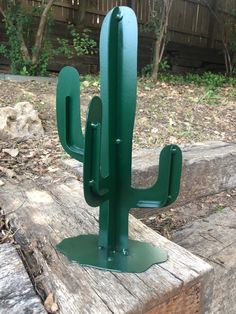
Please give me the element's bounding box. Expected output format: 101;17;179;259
78;0;87;25
0;2;30;62
32;0;55;65
151;37;162;80
19;32;30;62
150;0;173;81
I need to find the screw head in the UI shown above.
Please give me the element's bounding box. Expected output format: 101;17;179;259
89;180;94;186
122;249;128;256
116;13;123;21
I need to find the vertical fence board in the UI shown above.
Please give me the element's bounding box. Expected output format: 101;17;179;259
0;0;235;73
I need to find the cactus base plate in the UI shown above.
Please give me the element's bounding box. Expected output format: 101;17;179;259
56;234;168;273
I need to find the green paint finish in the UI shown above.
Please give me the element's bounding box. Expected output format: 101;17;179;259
56;6;182;273
57;66;84;162
56;235;168;273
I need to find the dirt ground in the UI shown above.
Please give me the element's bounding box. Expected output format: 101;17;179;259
0;77;235;236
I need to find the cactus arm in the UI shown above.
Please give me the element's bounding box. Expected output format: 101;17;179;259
56;66;84;162
83;96;109;207
132;145;182;208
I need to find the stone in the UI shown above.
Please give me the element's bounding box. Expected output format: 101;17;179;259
0;102;44;141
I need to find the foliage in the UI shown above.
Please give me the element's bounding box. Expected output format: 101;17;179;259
158;72;236;88
146;1;164;35
55;38;73;59
140;70;236;106
141;63;153;77
159;57;171;72
155;71;236;106
0;2;54;76
145;0;173;80
211;2;236;75
68;24;97;57
0;2;97;76
141;58;170;77
55;25;97;61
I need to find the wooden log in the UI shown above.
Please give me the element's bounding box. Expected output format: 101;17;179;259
173;207;236;314
61;141;236;218
0;243;46;314
0;178;213;313
132;141;236;217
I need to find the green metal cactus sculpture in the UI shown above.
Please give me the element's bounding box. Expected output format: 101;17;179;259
56;6;182;273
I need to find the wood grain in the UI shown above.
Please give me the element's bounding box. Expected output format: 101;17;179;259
0;178;213;314
0;243;46;314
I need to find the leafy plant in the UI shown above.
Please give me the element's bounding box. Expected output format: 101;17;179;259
0;1;55;76
0;2;97;76
68;24;97;56
141;58;170;77
56;38;73;59
54;24;97;61
145;0;173;80
141;63;153;77
158;71;236;87
159;58;171;72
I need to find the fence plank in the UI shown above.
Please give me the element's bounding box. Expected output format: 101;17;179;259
1;0;234;74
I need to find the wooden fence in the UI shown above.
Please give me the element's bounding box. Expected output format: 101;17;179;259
1;0;236;73
16;0;236;50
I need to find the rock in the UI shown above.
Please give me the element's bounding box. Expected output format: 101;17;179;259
0;102;44;141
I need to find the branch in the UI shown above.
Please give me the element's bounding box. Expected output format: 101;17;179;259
19;32;31;61
0;2;30;61
0;5;6;18
32;0;55;65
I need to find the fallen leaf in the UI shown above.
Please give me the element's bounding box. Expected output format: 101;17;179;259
2;148;19;157
0;166;16;178
44;293;58;313
169;136;177;143
47;167;59;173
82;80;90;87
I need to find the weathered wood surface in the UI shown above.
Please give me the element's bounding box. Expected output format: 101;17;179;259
61;141;236;218
132;140;236;204
0;178;213;314
173;207;236;314
0;243;46;314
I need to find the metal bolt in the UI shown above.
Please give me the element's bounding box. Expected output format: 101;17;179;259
115;138;122;144
91;123;98;129
122;249;128;256
116;13;123;21
89;180;94;186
